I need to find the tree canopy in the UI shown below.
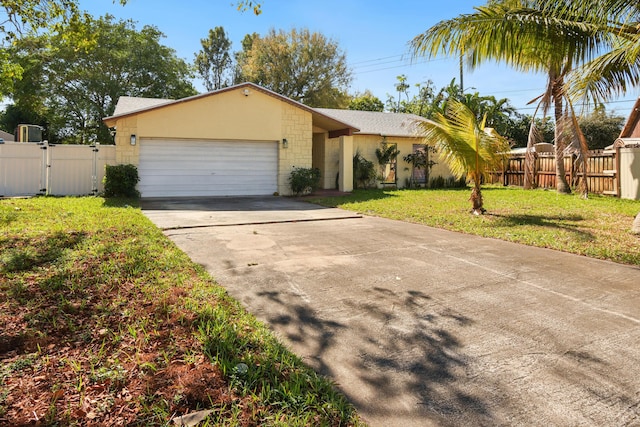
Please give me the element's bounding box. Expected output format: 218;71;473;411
348;91;384;112
238;28;352;108
195;26;233;91
0;1;262;100
6;15;196;144
578;107;625;150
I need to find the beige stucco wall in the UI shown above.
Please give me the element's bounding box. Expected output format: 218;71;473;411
429;151;455;181
109;87;313;195
313;132;341;190
319;134;454;189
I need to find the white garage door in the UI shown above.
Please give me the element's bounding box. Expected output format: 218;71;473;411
138;139;278;198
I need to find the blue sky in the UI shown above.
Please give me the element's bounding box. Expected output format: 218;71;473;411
79;0;639;118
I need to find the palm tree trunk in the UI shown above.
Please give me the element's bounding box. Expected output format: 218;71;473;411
470;181;484;215
633;212;640;235
553;82;572;194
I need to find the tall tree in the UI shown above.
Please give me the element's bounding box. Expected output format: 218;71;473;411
195;26;232;91
578;107;625;150
348;90;384;112
394;74;410;111
505;113;554;147
10;15;197;144
411;0;612;196
238;28;352;108
232;32;258;84
0;1;261;99
419;99;510;214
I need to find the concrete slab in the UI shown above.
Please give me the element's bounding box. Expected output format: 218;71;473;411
141;196;362;229
144;198;640;426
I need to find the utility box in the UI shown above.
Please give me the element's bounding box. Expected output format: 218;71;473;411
14;124;43;143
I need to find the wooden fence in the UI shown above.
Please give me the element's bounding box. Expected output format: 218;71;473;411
489;150;617;195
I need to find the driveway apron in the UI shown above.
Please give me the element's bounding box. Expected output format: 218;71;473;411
143;197;640;427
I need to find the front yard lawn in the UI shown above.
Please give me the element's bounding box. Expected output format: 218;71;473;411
310;186;640;265
0;197;362;426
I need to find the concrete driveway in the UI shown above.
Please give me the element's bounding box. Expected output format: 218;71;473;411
143;197;640;427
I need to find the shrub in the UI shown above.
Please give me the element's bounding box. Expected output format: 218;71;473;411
103;164;140;198
353;151;377;189
289;167;321;196
428;175;467;189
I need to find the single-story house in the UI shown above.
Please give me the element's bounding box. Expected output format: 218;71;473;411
0;129;14;142
103;82;452;198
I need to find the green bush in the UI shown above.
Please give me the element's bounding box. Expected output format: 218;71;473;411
289;167;321;196
428;175;467;189
103;164;140;198
353;151;377;189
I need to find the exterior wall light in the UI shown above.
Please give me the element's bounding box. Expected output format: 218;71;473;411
282;138;288;149
130;134;136;145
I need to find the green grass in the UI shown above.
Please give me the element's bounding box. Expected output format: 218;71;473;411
309;186;640;265
0;197;363;426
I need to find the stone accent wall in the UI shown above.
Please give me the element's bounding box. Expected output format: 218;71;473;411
113;117;140;166
279;103;312;195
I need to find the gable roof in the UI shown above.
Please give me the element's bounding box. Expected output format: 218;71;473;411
104;82;358;134
112;96;172;116
620;97;640;138
0;129;14;142
315;108;425;138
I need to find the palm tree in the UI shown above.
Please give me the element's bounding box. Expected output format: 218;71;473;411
419;99;511;215
554;0;640;104
411;0;614;196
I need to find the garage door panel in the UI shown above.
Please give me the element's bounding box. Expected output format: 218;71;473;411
139;139;278;198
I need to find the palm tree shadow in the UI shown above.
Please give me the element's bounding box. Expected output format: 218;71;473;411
488;213;595;241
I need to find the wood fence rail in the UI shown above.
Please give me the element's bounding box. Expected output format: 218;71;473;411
489;150;617;195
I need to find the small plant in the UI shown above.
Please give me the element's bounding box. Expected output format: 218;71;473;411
103;164;140;198
375;141;399;184
353;151;376;189
404;145;438;188
289;167;321;196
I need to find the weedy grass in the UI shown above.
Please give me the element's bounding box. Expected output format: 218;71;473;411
309;186;640;265
0;196;363;426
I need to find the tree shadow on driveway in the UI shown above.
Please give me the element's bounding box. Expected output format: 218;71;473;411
257;285;497;425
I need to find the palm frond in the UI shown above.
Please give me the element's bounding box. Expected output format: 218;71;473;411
568;35;640;103
418;100;510;182
411;0;612;75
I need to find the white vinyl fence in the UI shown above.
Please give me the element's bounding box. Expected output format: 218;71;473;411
0;142;116;197
619;147;640;200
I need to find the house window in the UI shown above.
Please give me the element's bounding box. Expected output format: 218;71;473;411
411;144;427;184
378;142;398;184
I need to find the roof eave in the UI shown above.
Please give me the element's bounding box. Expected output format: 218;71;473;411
619;97;640;138
102;82;359;134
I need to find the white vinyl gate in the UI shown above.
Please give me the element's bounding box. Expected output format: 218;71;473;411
0;142;116;197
